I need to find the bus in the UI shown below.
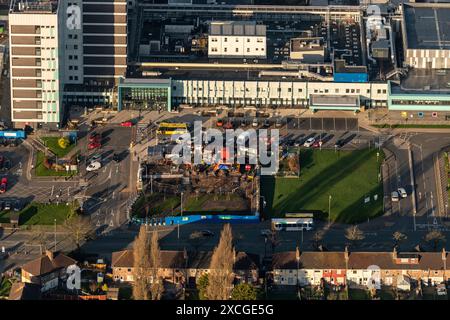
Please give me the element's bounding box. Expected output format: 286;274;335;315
156;122;189;136
271;218;314;231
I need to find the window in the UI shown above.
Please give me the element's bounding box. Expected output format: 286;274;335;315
236;48;239;53
69;66;73;70
224;37;228;42
298;88;302;93
288;88;292;92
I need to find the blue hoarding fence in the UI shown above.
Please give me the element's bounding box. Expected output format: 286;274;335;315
0;130;26;139
131;212;260;226
334;72;368;83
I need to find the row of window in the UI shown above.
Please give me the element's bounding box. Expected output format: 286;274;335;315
182;87;388;95
211;47;265;53
211;37;264;43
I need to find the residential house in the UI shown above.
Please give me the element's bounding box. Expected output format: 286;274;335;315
21;251;76;292
111;249;260;287
271;248;449;290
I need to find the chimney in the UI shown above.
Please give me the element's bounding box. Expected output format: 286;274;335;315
45;250;54;261
344;246;349;263
442;248;447;262
392;247;397;260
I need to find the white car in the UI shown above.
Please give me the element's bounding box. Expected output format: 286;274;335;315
252;118;258;127
397;187;407;198
86;161;102;172
303;137;316;147
391;191;399;202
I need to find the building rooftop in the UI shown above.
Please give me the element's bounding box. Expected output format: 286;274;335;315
403;3;450;50
10;0;57;13
395;69;450;93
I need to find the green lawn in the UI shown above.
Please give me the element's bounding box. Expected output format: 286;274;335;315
41;136;75;158
35;151;72;177
261;148;384;223
0;277;14;299
0;203;72;225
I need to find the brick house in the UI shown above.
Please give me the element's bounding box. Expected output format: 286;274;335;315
21;251;77;292
111;249;260;287
271;248;449;290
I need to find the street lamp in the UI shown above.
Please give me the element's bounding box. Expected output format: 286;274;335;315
177;192;184;240
328;195;332;226
54;218;57;252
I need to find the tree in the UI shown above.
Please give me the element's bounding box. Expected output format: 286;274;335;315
133;225;151;300
425;230;446;251
63;215;92;251
392;231;407;247
197;273;209;300
231;283;258;300
58;136;70;149
148;231;163;300
206;224;235;300
132;227;164;300
345;225;365;247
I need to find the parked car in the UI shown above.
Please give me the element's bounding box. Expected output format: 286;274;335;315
216;119;224;127
4;202;11;211
334;139;345;148
201;230;214;237
88;132;100;143
252;118;258;127
0;177;7;193
397;187;407;198
391;191;399;202
90;154;102;163
113;153;120;162
275;119;283;128
263;119;270;128
312;140;323;148
223;121;234;129
13;201;24;212
88;141;101;150
303;137;316;148
0;156;4;169
120;121;133;127
0;201;4;211
86;161;102;172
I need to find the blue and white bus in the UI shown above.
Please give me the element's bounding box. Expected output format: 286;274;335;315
271;218;314;231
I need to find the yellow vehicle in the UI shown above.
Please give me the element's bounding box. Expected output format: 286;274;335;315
156;122;189;135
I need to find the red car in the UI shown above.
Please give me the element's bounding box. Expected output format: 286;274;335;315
88;141;101;150
0;177;7;193
312;140;323;148
223;121;234;129
88;132;101;143
120;121;133;127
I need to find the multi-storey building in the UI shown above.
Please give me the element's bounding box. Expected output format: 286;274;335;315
9;0;128;128
9;0;62;128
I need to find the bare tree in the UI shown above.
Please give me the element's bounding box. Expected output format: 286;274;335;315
345;225;365;247
133;225;151;300
425;230;446;251
63;215;92;251
149;231;163;300
392;231;407;247
206;224;236;300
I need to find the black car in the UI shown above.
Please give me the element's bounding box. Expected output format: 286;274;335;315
13;201;24;212
334;139;345;148
0;201;4;211
113;153;120;162
201;230;214;237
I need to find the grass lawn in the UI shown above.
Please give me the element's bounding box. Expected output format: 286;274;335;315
261;148;384;223
17;203;73;225
133;192;249;217
41;136;75;158
35;151;72;177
